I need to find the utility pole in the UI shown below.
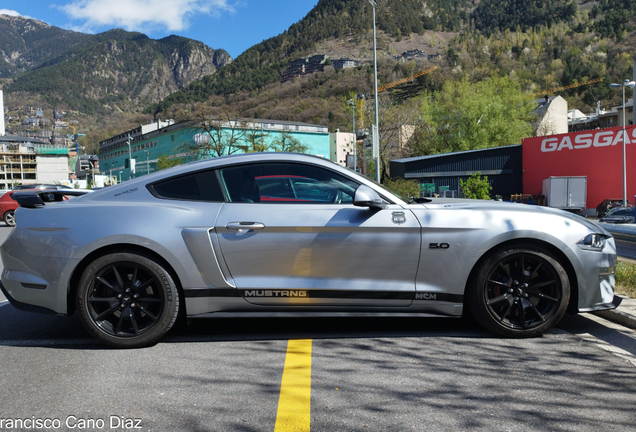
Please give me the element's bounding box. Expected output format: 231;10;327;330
369;0;380;182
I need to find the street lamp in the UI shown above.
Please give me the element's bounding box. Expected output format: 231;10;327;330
610;79;636;207
111;161;118;185
368;0;380;182
348;99;357;171
144;150;150;175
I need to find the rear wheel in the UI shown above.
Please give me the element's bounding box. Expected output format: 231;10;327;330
76;253;179;348
3;210;15;227
467;245;570;337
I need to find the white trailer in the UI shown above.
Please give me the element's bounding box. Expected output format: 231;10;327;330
542;176;587;213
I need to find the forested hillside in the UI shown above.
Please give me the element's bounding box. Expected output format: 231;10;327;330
152;0;477;113
153;0;597;115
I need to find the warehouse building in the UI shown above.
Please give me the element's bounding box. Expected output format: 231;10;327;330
390;145;523;199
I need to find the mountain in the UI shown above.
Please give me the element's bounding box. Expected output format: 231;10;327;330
0;14;88;77
0;15;232;115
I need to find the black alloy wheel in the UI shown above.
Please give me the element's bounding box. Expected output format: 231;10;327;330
468;245;570;337
76;253;179;348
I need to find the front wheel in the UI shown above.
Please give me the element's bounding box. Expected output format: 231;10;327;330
467;245;570;338
3;210;15;227
76;253;180;348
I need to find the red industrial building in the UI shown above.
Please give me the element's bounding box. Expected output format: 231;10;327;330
523;125;636;213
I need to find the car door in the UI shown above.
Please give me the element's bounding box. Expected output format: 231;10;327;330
213;161;421;307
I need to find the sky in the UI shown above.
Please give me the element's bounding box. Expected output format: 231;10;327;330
0;0;320;58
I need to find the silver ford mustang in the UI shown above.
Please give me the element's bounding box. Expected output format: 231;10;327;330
0;153;617;347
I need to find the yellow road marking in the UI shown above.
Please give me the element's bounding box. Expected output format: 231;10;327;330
274;339;312;432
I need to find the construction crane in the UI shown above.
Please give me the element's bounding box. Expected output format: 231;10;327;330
534;77;603;97
373;66;438;94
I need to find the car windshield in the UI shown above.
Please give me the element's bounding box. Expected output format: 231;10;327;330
607;208;634;216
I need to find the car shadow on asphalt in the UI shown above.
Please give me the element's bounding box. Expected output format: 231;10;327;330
2;301;634;356
0;302;496;349
558;312;636;358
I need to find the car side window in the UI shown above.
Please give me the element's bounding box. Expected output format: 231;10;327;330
218;162;359;204
148;170;224;201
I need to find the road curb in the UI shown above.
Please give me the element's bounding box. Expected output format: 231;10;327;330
592;309;636;330
590;295;636;330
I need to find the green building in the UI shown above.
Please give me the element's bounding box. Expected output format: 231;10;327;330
98;119;331;183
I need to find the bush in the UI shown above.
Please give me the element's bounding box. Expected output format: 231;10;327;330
460;172;492;200
384;178;421;199
615;261;636;298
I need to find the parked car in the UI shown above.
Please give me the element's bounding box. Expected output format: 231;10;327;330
1;189;29;226
255;175;353;203
12;184;73;191
0;189;87;227
599;206;635;224
0;153;617;348
596;198;632;218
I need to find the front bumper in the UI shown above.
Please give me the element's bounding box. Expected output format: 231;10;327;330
572;236;617;312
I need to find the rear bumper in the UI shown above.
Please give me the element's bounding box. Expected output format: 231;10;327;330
0;281;60;315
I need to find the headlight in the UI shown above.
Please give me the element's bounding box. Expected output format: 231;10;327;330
577;234;608;251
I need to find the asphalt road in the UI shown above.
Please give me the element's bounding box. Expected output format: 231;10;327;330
1;225;636;431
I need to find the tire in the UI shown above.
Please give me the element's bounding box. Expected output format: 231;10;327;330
76;253;180;348
3;210;15;227
467;245;570;338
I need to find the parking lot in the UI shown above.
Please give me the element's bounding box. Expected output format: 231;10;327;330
1;225;636;431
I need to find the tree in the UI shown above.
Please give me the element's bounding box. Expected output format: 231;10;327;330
156;154;182;170
364;96;423;182
415;76;536;154
460;172;492;199
271;131;308;153
241;129;269;153
181;108;249;158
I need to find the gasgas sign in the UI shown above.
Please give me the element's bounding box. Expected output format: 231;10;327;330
523;125;636;211
539;128;636;152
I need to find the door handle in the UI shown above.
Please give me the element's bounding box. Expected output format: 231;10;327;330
226;222;265;232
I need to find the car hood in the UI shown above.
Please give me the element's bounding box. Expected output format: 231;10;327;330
418;198;610;235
